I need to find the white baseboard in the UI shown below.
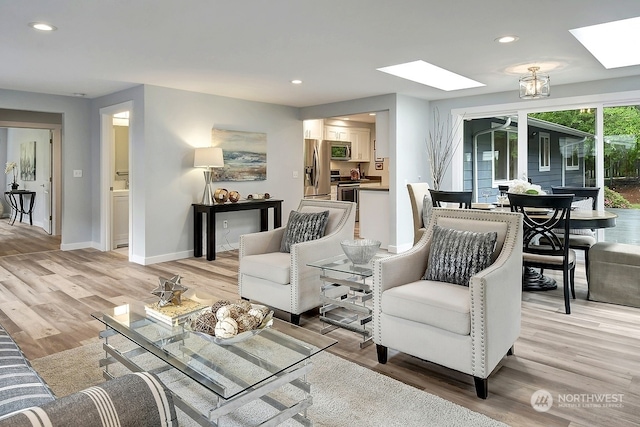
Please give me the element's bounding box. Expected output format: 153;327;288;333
388;242;412;254
136;250;193;266
60;241;94;251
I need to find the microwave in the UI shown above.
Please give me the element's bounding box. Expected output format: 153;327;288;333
329;141;351;161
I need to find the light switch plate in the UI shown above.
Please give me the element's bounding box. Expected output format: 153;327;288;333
73;170;82;177
292;170;299;178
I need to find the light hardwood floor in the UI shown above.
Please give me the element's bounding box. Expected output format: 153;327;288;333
1;220;639;427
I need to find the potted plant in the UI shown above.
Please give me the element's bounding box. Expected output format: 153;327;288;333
5;161;18;190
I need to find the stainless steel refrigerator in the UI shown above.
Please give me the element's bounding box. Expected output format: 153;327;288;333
304;139;331;199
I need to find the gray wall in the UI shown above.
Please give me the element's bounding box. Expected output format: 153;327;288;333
92;85;301;264
0;89;91;246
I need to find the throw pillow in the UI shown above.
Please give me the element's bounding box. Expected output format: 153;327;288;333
423;225;498;286
422;194;433;228
280;210;330;253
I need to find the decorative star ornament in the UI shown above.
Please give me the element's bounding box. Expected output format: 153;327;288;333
151;275;187;307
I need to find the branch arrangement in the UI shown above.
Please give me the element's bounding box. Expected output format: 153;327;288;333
427;109;463;190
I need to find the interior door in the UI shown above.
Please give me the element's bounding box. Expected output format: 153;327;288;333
42;130;53;234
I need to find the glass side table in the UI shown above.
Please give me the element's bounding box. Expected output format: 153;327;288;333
308;253;387;348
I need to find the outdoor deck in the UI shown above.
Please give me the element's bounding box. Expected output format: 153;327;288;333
603;208;640;245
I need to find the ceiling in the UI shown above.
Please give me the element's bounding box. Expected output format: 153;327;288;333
2;1;640;108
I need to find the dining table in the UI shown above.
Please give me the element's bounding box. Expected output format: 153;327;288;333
493;205;618;291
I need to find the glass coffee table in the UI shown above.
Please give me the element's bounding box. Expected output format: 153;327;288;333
308;253;387;348
92;302;337;427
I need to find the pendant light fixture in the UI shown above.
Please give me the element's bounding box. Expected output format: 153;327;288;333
519;66;550;99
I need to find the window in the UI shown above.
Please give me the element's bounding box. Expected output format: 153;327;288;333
493;130;518;182
564;143;580;170
539;133;550;171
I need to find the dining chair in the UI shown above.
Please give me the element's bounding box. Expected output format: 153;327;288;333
429;189;473;209
551;186;600;281
508;193;576;314
407;182;431;245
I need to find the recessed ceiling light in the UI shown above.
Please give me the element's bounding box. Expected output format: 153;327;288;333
496;35;519;43
341;118;350;121
72;93;86;97
369;113;376;116
29;22;57;31
377;60;485;91
291;79;302;85
570;16;640;69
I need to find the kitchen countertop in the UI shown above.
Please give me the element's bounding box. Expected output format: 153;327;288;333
358;186;389;191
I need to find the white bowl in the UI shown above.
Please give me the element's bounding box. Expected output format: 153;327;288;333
340;239;381;265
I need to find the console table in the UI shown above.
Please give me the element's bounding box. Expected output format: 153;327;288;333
4;190;36;226
192;199;283;261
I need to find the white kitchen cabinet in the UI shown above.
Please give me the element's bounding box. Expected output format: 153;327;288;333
349;128;371;162
303;119;324;139
324;125;349;141
112;190;129;249
359;188;389;249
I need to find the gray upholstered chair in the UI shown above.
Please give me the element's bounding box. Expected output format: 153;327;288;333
372;208;523;399
407;182;431;245
239;199;356;325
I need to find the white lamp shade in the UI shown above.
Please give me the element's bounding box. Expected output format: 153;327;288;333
194;147;224;168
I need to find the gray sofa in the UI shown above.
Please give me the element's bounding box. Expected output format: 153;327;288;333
0;325;177;426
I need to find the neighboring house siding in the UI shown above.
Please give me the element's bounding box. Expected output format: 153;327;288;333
465;119;587;197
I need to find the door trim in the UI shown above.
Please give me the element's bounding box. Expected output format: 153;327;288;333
100;101;133;257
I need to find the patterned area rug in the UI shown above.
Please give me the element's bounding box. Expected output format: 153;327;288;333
31;339;508;427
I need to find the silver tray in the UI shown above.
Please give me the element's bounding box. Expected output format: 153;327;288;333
185;305;274;345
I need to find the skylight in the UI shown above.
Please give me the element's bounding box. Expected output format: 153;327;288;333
570;16;640;69
377;60;485;91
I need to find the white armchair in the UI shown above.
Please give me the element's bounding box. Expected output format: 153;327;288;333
372;208;523;398
239;199;356;325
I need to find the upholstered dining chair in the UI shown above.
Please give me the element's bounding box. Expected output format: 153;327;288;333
372;208;523;399
508;193;576;314
407;182;431;245
429;189;473;209
551;186;600;280
238;199;356;325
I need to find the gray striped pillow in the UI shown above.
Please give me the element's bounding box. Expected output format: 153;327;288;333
0;330;55;418
423;225;497;286
280;210;330;253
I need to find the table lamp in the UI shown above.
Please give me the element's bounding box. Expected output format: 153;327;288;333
194;147;224;205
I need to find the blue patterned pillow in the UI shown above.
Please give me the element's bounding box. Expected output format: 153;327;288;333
280;210;330;253
423;225;498;286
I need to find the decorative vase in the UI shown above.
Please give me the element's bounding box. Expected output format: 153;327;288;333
11;182;18;191
214;188;229;204
228;191;240;203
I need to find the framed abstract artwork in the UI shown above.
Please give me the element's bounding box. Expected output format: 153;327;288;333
211;129;267;181
20;141;36;181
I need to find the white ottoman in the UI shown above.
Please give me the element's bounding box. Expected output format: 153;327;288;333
589;242;640;307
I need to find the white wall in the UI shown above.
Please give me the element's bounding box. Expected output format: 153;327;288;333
5;128;50;227
0;89;91;246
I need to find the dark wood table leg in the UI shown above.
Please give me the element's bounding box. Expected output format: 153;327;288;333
274;204;282;228
206;209;216;261
193;207;203;258
260;208;268;231
27;194;35;225
18;194;25;223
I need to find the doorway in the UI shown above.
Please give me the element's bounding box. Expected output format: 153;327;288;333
100;101;133;257
0;121;61;236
